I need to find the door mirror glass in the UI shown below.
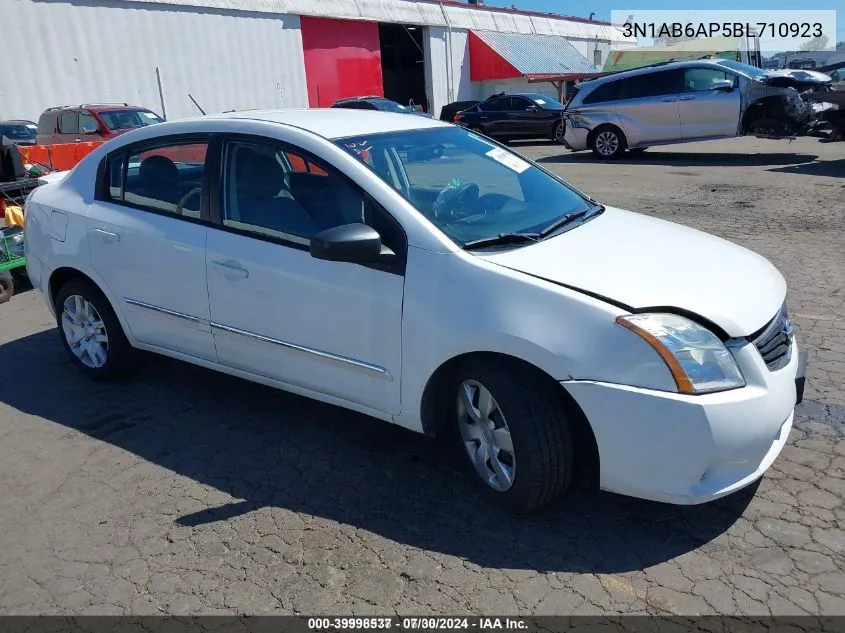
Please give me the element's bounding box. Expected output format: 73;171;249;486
81;124;99;134
310;223;393;264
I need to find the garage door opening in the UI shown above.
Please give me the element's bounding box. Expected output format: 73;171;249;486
379;23;429;114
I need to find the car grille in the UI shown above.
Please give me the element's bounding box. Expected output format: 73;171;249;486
748;303;793;371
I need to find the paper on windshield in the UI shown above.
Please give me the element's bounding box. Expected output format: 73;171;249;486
485;147;530;173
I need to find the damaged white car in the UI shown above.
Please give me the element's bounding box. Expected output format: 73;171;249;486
562;58;838;158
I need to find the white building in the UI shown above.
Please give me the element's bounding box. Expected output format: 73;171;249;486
1;0;635;121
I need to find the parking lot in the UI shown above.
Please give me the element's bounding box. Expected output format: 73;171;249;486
0;136;843;616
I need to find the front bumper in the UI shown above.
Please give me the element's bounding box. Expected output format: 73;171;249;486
563;338;806;505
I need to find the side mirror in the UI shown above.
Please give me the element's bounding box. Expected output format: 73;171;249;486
526;105;541;112
81;124;99;134
712;80;734;92
310;223;394;265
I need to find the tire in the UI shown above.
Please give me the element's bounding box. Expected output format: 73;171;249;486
0;271;13;304
450;358;574;513
629;147;648;154
55;277;137;381
553;121;566;144
589;125;627;159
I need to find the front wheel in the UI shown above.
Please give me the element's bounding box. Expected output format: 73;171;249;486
590;125;627;159
451;359;574;513
55;278;137;381
553;121;566;144
629;147;648;154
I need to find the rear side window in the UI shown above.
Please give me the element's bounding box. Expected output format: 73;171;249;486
58;111;79;134
581;81;620;104
37;113;55;134
619;70;683;99
102;139;209;218
479;98;509;112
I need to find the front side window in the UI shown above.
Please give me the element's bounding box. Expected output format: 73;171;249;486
222;140;367;245
98;109;163;131
58;111;79;134
335;127;594;247
79;112;99;133
684;68;737;91
105;140;208;218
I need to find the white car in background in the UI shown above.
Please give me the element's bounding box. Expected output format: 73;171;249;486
24;110;807;512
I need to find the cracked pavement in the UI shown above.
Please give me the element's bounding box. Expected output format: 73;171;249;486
0;137;843;615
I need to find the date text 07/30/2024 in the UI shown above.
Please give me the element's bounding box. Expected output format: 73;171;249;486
308;618;528;631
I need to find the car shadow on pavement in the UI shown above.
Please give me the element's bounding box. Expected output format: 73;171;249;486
0;329;757;574
538;152;819;168
767;158;845;178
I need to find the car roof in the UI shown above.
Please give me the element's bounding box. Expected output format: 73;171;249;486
579;58;737;86
202;108;450;139
0;120;35;125
334;96;391;103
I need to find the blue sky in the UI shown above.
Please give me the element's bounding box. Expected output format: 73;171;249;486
484;0;844;51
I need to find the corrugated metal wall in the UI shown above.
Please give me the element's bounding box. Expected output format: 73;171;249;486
0;0;309;121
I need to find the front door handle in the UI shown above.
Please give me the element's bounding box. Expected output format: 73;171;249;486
679;96;696;101
92;228;120;243
662;97;677;102
211;260;249;279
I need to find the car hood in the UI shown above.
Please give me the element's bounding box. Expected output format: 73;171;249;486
477;206;785;338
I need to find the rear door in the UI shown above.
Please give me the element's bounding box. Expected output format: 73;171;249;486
507;96;558;138
678;67;742;140
87;134;217;361
473;97;511;136
614;70;684;145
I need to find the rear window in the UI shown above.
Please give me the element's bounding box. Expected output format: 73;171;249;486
98;109;163;131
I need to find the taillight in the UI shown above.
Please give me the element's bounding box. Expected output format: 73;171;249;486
454;113;464;122
0;198;6;219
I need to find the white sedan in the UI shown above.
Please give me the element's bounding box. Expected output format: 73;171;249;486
24;109;807;512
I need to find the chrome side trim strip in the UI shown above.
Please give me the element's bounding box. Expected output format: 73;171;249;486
124;298;206;325
211;321;391;379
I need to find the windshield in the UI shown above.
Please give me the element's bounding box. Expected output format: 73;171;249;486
373;99;410;113
98;109;163;131
334;127;593;246
0;123;36;141
716;59;767;79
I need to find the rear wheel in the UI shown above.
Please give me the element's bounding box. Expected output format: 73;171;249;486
590;125;627;159
55;278;137;381
450;358;574;513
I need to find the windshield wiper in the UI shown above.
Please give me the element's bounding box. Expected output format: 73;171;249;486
539;204;604;237
462;232;541;250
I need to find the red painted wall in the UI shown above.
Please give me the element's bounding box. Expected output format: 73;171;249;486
300;17;384;107
468;31;522;81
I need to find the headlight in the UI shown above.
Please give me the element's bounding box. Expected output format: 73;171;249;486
616;313;745;394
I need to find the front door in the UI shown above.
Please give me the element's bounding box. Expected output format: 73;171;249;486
205;136;405;415
87;135;217;362
679;67;742;140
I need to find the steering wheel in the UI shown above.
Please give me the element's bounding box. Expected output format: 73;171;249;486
177;187;202;216
433;182;480;222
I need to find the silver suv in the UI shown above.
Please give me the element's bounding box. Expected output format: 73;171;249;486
563;59;826;159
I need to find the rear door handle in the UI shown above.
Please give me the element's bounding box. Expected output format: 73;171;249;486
211;260;249;279
679;96;696;101
662;97;677;102
92;228;120;243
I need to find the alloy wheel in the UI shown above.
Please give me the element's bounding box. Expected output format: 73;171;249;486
595;130;619;156
61;294;109;369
